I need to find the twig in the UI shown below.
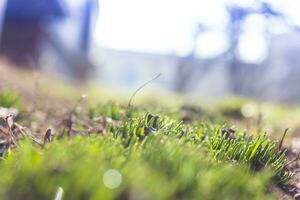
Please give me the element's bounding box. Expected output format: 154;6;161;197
14;123;43;147
279;128;289;151
257;112;262;133
44;128;52;144
70;94;87;116
285;152;300;167
127;74;161;109
4;115;17;147
65;94;87;137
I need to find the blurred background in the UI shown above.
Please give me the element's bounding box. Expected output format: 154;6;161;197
1;0;300;103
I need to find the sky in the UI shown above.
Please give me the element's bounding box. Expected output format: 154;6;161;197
93;0;300;63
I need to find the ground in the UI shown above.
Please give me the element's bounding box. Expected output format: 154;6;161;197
1;63;300;200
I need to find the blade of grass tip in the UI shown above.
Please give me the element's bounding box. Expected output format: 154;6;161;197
127;73;161;110
54;187;64;200
278;128;289;151
249;135;264;160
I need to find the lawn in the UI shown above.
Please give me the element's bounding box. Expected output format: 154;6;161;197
0;67;299;200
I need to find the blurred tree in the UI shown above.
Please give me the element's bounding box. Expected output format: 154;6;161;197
0;0;99;81
80;0;99;53
173;1;286;95
226;1;283;94
0;0;65;68
173;24;206;92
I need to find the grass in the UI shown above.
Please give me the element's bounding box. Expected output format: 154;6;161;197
0;89;296;200
0;135;274;200
0;90;22;110
111;113;289;182
89;102;143;120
